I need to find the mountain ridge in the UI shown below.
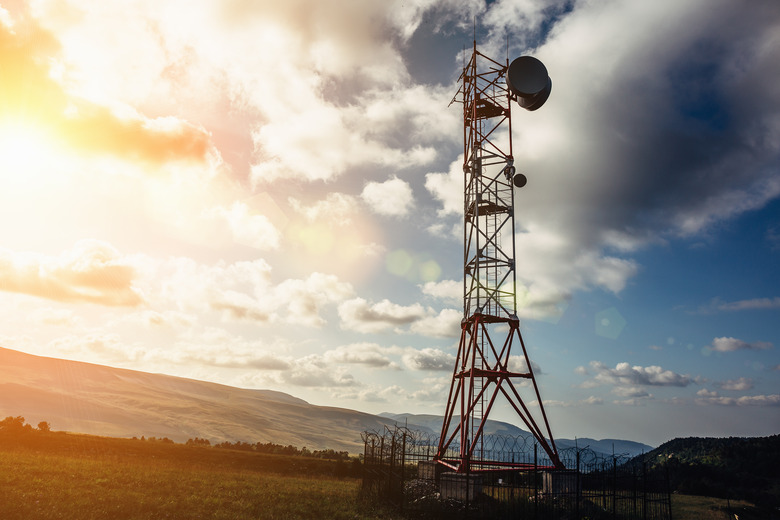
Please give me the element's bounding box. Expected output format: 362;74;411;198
1;346;650;456
379;412;654;458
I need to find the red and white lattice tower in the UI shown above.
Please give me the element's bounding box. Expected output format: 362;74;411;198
435;41;563;472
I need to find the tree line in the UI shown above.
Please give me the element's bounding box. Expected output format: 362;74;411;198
185;437;352;460
0;416;50;434
2;416;354;462
631;434;780;507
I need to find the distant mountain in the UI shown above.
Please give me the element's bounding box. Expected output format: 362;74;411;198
380;412;654;458
0;347;398;452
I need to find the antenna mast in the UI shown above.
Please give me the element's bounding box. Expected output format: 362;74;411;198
435;41;562;472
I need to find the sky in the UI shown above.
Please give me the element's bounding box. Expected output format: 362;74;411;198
0;0;778;447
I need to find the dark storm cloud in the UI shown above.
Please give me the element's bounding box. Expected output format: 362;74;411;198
524;0;780;246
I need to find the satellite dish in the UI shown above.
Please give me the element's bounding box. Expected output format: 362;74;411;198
507;56;552;111
513;173;528;188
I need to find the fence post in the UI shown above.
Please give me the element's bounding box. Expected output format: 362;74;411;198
534;443;538;520
665;463;673;520
612;455;617;519
643;460;648;520
401;431;407;511
576;449;581;519
632;463;638;519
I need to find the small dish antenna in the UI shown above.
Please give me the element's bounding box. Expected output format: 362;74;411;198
507;56;552;111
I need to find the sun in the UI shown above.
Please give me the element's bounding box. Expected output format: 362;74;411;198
0;120;63;186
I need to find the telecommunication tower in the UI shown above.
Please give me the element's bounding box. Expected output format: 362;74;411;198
435;41;563;472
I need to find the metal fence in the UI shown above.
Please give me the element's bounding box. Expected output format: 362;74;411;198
361;426;672;520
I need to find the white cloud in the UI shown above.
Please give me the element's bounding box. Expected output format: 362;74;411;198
612;386;650;398
159;258;353;328
716;377;754;391
274;273;355;327
409;308;461;338
420;279;461;303
402;347;455;371
338;297;429;334
508;356;542;375
711;337;773;352
408;376;450;402
696;394;780;407
0;241;144;307
425;158;463;217
288;192;359;225
268;354;359;388
587;361;693;388
361;176;414;218
324;343;398;369
210;290;271;323
208;202;281;250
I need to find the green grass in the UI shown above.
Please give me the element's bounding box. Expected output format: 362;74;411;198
0;433;399;520
3;431;772;520
671;493;764;520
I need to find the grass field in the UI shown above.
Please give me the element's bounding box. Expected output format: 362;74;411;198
671;493;768;520
0;432;400;520
1;430;771;520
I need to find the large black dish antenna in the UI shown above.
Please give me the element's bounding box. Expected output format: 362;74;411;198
507;56;552;111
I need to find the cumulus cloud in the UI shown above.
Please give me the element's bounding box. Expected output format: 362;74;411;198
612;386;651;399
584;361;692;388
338;297;462;338
181;348;292;371
288;192;359;225
532;395;605;407
335;385;408;404
324;343;398;369
716;377;754;391
208;202;281;250
710;337;773;352
696;394;780;407
268;354;358;388
161;258;353;327
402;347;455;371
425;159;464;218
420;279;461;303
361;176;414;217
338;297;429;333
275;273;355;327
210;290;271;323
409;308;461;338
0;241;144;306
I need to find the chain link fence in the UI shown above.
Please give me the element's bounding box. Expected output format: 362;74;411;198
361;426;672;520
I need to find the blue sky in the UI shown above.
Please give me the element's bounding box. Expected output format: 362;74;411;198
0;0;777;447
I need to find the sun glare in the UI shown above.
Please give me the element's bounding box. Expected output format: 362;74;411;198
0;122;63;186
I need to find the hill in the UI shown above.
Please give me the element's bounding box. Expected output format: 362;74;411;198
0;346;652;457
0;347;400;452
628;434;780;506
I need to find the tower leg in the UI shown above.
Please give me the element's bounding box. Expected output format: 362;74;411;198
435;314;563;471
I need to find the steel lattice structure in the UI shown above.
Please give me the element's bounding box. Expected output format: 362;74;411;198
435;42;563;472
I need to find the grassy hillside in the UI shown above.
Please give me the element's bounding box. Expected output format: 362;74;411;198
628;434;780;507
0;346;398;452
0;419;397;520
